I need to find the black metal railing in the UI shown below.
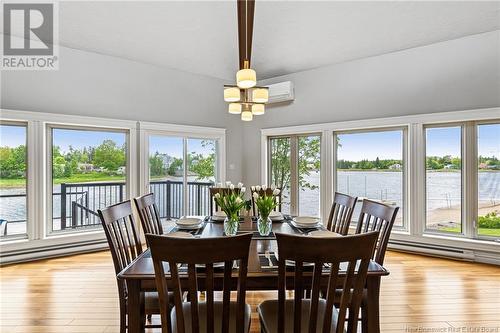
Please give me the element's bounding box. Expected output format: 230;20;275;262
0;180;213;233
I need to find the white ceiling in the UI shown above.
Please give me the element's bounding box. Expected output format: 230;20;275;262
8;1;500;80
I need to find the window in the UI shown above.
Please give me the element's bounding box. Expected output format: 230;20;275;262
335;129;405;227
477;123;500;238
425;126;462;234
0;123;27;239
269;137;291;214
49;127;127;233
148;135;219;219
269;134;321;216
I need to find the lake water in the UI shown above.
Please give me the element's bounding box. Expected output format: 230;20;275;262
1;172;499;234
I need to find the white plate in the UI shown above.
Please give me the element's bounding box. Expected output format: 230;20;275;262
211;211;226;221
269;211;284;221
308;230;341;238
293;216;321;226
176;217;203;226
290;220;321;230
167;231;194;238
175;223;204;230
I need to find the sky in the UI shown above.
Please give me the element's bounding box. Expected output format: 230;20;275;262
0;124;498;160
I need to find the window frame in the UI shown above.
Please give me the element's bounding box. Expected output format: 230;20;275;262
423;122;466;237
45;124;131;236
474;120;500;241
0;120;29;241
267;133;322;216
332;126;408;231
261;108;500;263
139;121;226;218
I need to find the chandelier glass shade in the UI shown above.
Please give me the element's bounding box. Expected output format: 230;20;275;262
241;109;253;121
224;87;241;102
228;103;242;114
236;68;257;88
251;103;265;115
252;88;269;103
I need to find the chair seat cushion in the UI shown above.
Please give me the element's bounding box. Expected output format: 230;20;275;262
171;301;251;333
257;299;344;333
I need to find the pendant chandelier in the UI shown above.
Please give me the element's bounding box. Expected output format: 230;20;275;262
223;0;268;121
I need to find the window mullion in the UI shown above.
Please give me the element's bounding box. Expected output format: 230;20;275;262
463;122;477;238
183;138;188;217
290;136;299;216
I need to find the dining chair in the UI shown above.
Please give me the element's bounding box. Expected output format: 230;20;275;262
354;199;399;332
209;187;241;216
257;231;379;333
134;192;164;237
355;199;399;266
251;188;282;217
146;232;253;333
98;200;161;333
326;192;358;235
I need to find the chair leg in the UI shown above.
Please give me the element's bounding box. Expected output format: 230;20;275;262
119;301;127;333
361;299;368;333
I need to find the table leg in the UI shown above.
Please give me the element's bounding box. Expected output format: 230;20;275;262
364;276;381;333
127;280;145;333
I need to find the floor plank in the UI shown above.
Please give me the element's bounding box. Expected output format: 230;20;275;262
1;250;499;332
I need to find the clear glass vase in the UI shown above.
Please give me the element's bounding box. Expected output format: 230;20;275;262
257;216;272;236
224;215;239;236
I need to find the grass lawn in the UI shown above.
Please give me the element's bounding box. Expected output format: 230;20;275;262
0;173;125;188
441;226;500;237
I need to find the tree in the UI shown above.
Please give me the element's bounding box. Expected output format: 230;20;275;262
167;158;183;176
149;152;166;177
188;140;216;181
93;140;126;171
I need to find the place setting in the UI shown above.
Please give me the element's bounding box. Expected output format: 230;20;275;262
169;216;206;236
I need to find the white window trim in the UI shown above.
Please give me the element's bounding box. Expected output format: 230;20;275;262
0;109;137;263
138;121;226;218
261;107;500;263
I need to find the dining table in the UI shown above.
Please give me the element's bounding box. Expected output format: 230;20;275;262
117;215;389;333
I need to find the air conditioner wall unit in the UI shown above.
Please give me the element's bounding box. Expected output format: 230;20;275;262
266;81;294;104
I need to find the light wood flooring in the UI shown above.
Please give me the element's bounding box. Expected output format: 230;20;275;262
1;250;499;333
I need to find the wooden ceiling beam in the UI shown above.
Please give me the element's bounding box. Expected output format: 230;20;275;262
237;0;255;69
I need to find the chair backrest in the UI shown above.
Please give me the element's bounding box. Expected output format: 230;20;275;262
355;199;399;265
147;233;253;333
134;193;163;237
209;187;241;215
98;200;143;276
251;188;282;216
275;232;379;333
326;192;358;235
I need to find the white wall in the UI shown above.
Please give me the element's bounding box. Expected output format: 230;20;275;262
0;44;243;182
241;30;500;185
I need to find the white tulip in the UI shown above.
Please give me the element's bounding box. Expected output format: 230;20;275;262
214;193;221;199
229;184;235;190
262;185;267;191
241;187;246;193
235;197;243;204
256;185;261;191
225;181;231;187
216;182;222;188
273;189;281;196
237;182;243;188
251;186;256;191
252;192;259;199
270;184;276;191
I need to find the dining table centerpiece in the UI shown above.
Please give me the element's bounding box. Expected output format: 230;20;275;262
214;183;246;236
253;185;281;236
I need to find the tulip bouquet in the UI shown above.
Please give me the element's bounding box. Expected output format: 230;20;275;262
252;185;281;236
214;182;246;236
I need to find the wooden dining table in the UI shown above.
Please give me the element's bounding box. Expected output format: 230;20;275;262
118;216;389;333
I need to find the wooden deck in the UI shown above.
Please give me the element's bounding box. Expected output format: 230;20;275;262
1;250;499;332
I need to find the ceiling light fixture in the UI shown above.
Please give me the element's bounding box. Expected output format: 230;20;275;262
223;0;268;121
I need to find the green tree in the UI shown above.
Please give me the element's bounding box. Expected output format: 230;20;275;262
149;152;166;177
93;140;125;171
168;158;183;176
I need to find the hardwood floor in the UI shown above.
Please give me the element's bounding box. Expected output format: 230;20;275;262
1;250;499;333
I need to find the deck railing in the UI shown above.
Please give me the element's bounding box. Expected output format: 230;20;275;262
0;180;213;233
